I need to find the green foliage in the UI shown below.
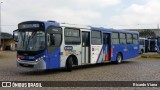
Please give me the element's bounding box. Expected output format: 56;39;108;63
139;29;156;38
1;32;13;39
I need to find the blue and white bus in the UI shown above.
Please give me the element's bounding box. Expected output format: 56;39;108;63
139;38;150;54
13;21;139;71
157;37;160;53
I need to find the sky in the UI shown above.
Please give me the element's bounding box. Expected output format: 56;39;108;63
1;0;160;33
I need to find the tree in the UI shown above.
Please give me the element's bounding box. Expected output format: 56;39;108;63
139;29;156;38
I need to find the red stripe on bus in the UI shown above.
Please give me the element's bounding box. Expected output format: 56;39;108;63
105;54;109;61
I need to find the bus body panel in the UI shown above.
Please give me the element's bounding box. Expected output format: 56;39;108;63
60;27;83;67
91;45;103;63
111;45;124;61
126;44;133;59
62;45;82;66
59;27;68;68
17;50;47;70
47;48;61;69
127;44;139;59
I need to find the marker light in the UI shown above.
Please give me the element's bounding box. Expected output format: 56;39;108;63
35;56;46;62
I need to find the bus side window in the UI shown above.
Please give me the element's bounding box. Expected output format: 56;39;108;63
47;34;55;46
120;33;126;44
112;32;119;45
91;31;102;45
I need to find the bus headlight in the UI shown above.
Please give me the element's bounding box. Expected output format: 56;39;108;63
35;56;46;62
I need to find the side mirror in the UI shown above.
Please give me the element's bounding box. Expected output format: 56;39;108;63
13;30;19;42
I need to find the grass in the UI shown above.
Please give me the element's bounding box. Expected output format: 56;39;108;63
141;53;160;59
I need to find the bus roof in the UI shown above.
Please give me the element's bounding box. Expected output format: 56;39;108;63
44;21;139;34
18;21;139;34
90;26;139;34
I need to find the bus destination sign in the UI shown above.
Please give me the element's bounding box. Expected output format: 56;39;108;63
18;23;44;29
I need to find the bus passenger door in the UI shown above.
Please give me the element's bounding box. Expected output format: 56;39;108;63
47;27;62;69
82;31;90;64
103;33;111;61
145;40;149;52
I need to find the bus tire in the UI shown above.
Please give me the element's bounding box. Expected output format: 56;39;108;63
66;57;72;72
116;53;122;64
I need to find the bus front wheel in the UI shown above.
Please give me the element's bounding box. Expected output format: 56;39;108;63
116;53;122;64
66;57;73;72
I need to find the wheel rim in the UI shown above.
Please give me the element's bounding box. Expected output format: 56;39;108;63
117;55;122;63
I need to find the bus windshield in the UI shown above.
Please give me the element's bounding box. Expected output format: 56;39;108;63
17;30;45;51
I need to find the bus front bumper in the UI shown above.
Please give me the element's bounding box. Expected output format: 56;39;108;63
17;59;46;70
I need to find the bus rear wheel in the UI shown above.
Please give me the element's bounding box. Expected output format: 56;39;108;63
66;57;73;72
116;53;122;64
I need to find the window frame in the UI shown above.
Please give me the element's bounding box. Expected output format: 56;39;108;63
47;26;63;47
91;30;102;45
64;28;80;37
140;39;145;45
126;33;133;44
46;26;63;54
112;32;120;45
132;34;138;45
64;27;81;45
119;33;127;45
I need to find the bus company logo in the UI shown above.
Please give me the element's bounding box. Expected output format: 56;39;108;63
2;82;11;87
64;46;73;50
134;46;138;50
